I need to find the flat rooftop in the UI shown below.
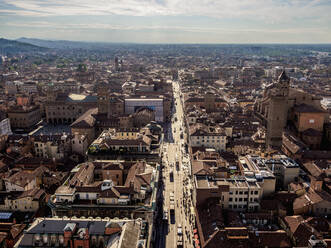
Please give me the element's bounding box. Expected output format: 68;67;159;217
195;176;258;189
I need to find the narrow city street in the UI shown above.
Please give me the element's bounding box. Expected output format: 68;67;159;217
158;81;194;248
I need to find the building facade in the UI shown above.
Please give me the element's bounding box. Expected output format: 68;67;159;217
125;98;164;122
7;106;41;130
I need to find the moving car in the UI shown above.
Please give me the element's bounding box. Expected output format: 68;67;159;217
177;235;183;248
163;209;168;221
177;224;183;236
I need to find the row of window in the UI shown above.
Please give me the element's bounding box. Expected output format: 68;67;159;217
48;111;81;116
229;190;259;195
229;204;246;209
195;136;225;140
195;140;225;145
120;132;136;136
229;197;259;203
316;207;329;213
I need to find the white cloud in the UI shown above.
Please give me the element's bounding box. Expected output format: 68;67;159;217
1;0;331;42
2;0;331;25
5;20;329;35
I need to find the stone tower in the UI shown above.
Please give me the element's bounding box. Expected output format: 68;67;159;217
266;71;290;148
114;57;119;71
97;83;110;115
46;83;58;102
204;91;216;113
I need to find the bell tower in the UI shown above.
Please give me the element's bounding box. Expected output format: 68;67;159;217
266;71;290;148
97;83;109;115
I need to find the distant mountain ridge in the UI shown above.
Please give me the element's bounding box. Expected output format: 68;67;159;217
0;38;48;55
17;37;110;50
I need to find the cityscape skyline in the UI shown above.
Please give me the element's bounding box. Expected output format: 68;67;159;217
1;0;331;43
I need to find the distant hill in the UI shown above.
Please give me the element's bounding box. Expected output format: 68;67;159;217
17;37;107;50
0;38;48;55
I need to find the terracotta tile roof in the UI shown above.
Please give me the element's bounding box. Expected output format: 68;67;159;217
10;224;26;240
282;132;307;154
137;173;152;185
99;187;120;198
0;232;6;243
17;188;45;200
204;230;250;248
293;188;331;212
69;162;95;187
292;222;314;247
102;162;124;170
250;230;291;248
192;161;213;175
70;108;97;128
195;199;225;247
5;169;38;188
284;215;304;234
294;103;326;113
114;185;135;195
303;162;323;178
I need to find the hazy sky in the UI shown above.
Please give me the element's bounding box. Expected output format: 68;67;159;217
1;0;331;43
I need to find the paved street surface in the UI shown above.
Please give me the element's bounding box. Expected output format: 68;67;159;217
157;81;194;248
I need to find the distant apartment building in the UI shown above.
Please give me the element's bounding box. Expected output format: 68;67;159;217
189;124;227;152
87;128;153;160
72;133;89;156
0;188;46;212
17;81;38;94
263;155;300;188
7;105;41;130
15;217;146;248
122;81;136;94
194;175;263;212
184;93;227;113
125;97;164;122
45;91;98;124
50;161;157;219
45;80;80;94
33;134;72;161
0;111;12;135
239;155;276;196
4;81;18;95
